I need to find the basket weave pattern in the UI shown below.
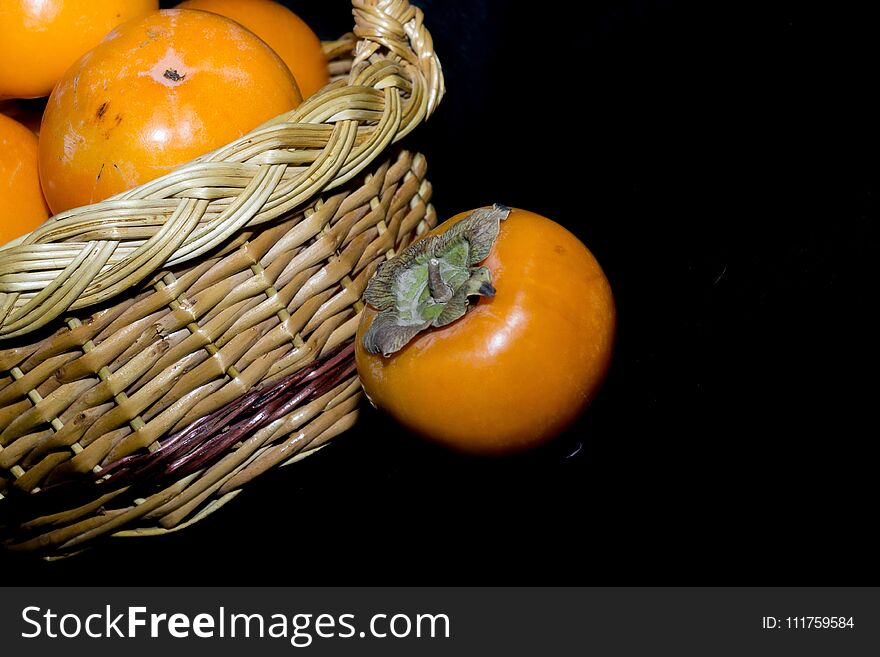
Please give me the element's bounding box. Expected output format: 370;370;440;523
0;0;443;554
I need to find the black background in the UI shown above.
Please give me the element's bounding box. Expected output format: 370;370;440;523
4;0;877;583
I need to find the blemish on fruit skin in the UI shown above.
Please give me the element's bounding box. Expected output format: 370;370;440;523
110;161;139;190
95;102;109;120
61;126;85;164
102;114;123;140
70;75;80;110
8;161;23;185
140;47;195;87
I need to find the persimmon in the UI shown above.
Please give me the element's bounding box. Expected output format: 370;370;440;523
178;0;329;98
38;8;302;214
0;114;50;246
355;206;616;455
0;0;158;100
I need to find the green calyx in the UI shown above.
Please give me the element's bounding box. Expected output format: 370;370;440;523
362;204;511;356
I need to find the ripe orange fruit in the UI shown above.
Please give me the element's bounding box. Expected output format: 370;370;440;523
178;0;329;98
0;0;158;100
356;207;616;455
0;114;50;246
39;9;302;214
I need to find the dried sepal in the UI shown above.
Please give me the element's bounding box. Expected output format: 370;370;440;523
362;204;510;356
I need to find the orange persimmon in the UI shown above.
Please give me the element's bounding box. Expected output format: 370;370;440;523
38;8;302;213
356;206;616;455
0;113;50;246
0;0;158;100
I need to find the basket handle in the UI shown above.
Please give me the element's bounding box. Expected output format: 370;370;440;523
0;0;444;341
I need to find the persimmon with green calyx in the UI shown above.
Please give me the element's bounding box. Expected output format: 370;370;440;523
355;205;616;455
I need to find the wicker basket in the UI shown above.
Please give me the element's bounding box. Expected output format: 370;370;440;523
0;0;443;556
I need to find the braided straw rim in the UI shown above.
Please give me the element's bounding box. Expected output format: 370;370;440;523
0;0;444;340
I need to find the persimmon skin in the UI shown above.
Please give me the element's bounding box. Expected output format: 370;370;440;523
0;0;158;100
0;113;50;246
38;9;302;214
356;208;616;455
179;0;330;99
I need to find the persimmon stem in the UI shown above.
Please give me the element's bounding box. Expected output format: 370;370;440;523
427;258;453;302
